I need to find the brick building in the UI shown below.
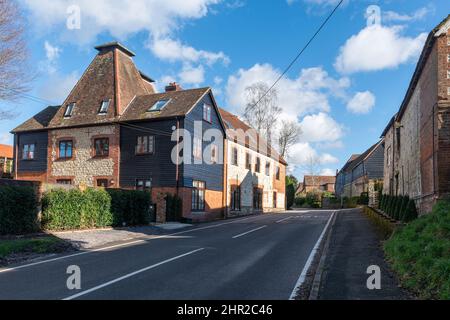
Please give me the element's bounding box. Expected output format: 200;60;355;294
0;144;13;178
12;42;227;223
296;175;336;196
381;15;450;214
220;109;287;217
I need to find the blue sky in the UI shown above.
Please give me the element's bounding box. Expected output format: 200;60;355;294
0;0;448;179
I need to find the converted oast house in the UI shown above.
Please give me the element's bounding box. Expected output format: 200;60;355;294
12;42;286;222
381;15;450;214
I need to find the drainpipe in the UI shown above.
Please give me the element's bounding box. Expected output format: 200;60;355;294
175;117;180;197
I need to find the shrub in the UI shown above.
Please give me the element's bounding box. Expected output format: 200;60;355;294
385;201;450;299
42;188;113;231
0;186;39;235
358;192;369;205
399;196;410;222
107;189;152;226
386;195;394;217
286;184;296;209
294;197;306;207
165;193;182;222
379;194;385;211
402;199;418;223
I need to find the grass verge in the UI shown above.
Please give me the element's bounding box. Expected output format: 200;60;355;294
0;236;70;260
384;200;450;300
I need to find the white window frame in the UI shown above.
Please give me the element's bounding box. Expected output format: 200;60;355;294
99;99;111;114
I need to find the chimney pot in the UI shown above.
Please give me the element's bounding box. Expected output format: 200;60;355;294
165;82;183;92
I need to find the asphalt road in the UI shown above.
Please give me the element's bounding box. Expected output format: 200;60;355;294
0;210;334;300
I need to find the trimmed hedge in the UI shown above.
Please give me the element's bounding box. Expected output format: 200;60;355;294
42;188;153;231
42;188;112;231
165;193;182;222
0;186;39;235
380;194;418;223
107;189;153;226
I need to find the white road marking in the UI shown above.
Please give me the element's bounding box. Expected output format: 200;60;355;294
0;215;262;274
289;211;336;300
276;216;293;223
232;226;267;239
63;248;205;300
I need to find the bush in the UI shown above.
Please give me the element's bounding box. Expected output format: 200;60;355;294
402;199;418;223
386;195;394;217
286;184;296;209
107;189;152;226
385;200;450;299
358;192;369;205
294;197;306;207
306;193;321;208
42;188;113;231
379;194;385;211
399;196;410;221
0;186;39;235
165;193;182;222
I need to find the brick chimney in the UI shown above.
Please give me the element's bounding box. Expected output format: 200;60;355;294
165;82;183;92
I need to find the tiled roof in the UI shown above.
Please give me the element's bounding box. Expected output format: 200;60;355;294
12;106;60;133
346;140;383;171
121;88;211;122
219;108;287;165
304;175;336;187
0;144;13;159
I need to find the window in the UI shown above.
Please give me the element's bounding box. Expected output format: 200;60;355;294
448;87;450;96
64;103;75;118
255;157;261;173
96;179;109;188
396;127;401;152
232;147;238;166
136;136;155;155
203;104;212;123
193;135;202;160
253;188;263;210
447;71;450;79
265;162;271;176
276;166;280;180
231;186;241;211
448;54;450;63
192;180;205;211
94;138;109;157
57;179;72;185
136;179;152;191
245;153;252;170
148;99;170;112
211;144;218;164
273;192;277;208
22;144;35;160
59;140;73;159
99;99;111;114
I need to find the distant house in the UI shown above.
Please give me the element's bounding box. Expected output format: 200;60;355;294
297;175;336;196
335;140;384;205
0;144;13;178
11;42;227;223
220;108;287;216
381;15;450;214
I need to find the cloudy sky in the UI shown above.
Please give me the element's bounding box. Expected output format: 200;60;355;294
0;0;448;179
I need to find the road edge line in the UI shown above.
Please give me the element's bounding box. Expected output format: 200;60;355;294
289;211;336;300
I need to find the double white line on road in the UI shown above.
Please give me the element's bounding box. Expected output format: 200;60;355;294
63;248;205;300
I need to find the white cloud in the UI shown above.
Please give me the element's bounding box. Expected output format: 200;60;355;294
289;142;339;170
40;41;62;74
347;91;375;114
320;168;336;176
148;36;229;65
178;64;205;85
299;112;344;143
39;71;79;104
335;24;427;74
0;132;12;145
44;41;62;61
382;7;431;23
226;64;349;118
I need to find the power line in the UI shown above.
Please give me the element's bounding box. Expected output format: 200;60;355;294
249;0;344;110
119;122;174;137
0;85;59;106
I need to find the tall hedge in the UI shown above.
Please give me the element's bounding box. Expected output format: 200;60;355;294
402;199;418;223
42;188;113;231
0;186;39;235
107;189;152;226
165;193;182;222
286;184;296;209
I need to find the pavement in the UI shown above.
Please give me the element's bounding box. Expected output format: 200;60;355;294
317;208;410;300
0;210;334;300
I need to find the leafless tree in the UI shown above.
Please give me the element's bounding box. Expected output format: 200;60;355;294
243;82;281;145
302;155;322;194
0;0;30;115
278;120;301;159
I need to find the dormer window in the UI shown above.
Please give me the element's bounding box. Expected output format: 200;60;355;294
64;103;75;118
99;99;111;114
148;99;170;112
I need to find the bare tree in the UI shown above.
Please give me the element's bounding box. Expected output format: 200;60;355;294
243;82;281;145
0;0;30;109
302;155;322;194
278;120;301;159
